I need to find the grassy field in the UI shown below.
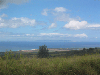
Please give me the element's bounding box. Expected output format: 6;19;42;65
0;50;100;75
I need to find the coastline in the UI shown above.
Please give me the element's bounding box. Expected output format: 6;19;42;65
0;48;84;53
18;48;83;52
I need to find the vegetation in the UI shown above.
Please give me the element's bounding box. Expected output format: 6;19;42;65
1;50;24;60
37;45;49;58
0;47;100;75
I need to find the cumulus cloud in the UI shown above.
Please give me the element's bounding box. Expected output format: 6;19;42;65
0;15;37;28
54;7;67;12
41;7;100;30
41;8;48;16
64;20;87;30
48;23;57;29
0;0;29;9
0;14;47;28
63;20;100;30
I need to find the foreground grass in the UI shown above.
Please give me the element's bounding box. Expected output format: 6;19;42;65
0;52;100;75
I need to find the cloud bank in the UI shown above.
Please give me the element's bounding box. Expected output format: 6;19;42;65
38;33;88;38
0;32;88;38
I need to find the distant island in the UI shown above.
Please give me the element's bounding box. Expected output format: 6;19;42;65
33;40;72;42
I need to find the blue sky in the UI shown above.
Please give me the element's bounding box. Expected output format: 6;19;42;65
0;0;100;42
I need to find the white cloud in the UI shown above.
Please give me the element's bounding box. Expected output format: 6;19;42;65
11;34;34;37
38;33;87;38
0;15;36;28
64;20;87;30
26;34;30;36
0;13;7;17
0;32;88;41
25;34;34;36
10;17;36;28
41;7;100;30
54;7;67;12
0;0;29;9
0;32;35;37
74;33;88;38
55;13;75;22
48;23;57;29
42;7;79;22
41;7;67;16
63;20;100;30
11;35;21;36
41;8;48;16
96;37;97;38
86;24;100;27
39;33;69;37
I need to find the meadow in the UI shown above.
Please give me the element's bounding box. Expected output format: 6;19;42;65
0;49;100;75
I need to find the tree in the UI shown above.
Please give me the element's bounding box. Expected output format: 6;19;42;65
37;45;49;58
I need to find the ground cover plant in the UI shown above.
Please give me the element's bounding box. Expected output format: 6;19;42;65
0;50;100;75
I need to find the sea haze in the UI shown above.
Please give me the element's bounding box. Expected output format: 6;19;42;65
0;41;100;52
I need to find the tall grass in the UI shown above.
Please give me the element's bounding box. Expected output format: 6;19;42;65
0;50;100;75
1;50;24;60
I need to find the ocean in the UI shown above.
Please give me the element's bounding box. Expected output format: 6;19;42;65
0;41;100;52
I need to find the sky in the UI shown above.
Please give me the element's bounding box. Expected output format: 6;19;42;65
0;0;100;42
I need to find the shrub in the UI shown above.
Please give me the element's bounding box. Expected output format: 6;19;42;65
37;45;49;58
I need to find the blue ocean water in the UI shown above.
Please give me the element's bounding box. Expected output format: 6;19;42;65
0;41;100;52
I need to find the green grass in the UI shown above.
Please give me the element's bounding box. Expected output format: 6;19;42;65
0;51;100;75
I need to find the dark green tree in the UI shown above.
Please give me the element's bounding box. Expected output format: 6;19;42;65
37;45;49;58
